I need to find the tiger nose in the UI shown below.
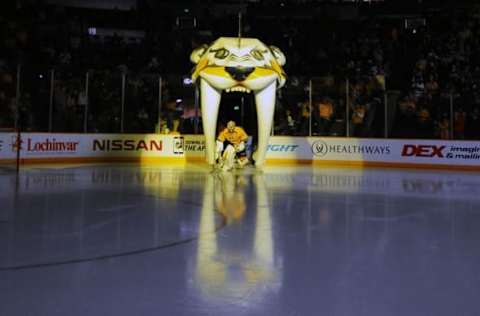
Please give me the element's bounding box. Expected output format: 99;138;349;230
225;67;255;81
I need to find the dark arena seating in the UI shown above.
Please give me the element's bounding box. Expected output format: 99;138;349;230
1;0;479;139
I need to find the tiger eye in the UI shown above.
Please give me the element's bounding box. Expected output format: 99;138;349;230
251;49;265;61
211;48;230;59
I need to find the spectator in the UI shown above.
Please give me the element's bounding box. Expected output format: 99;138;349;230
314;97;334;136
351;101;367;137
465;107;480;139
454;108;466;139
437;115;450;140
416;107;434;139
298;101;311;136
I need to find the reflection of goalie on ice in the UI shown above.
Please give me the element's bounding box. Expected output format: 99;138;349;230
215;120;250;171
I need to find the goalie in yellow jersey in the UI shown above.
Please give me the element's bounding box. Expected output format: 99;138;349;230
216;120;250;171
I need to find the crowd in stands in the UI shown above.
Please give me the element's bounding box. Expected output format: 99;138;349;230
1;0;480;139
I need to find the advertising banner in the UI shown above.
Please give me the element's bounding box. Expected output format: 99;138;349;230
0;133;171;160
0;133;479;169
169;135;205;158
89;134;168;158
0;132;15;160
266;137;480;167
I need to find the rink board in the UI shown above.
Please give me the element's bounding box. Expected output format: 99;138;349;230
0;133;479;170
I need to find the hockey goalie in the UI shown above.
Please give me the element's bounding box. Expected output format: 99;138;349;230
215;120;249;171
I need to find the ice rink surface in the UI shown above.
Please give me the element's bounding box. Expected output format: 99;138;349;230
1;163;480;316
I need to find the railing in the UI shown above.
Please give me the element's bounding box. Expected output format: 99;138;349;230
1;65;478;140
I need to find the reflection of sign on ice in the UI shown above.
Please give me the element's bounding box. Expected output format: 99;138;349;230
173;136;184;154
402;178;444;194
24;173;77;188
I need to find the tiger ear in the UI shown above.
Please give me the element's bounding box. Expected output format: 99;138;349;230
190;44;208;64
269;45;286;66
